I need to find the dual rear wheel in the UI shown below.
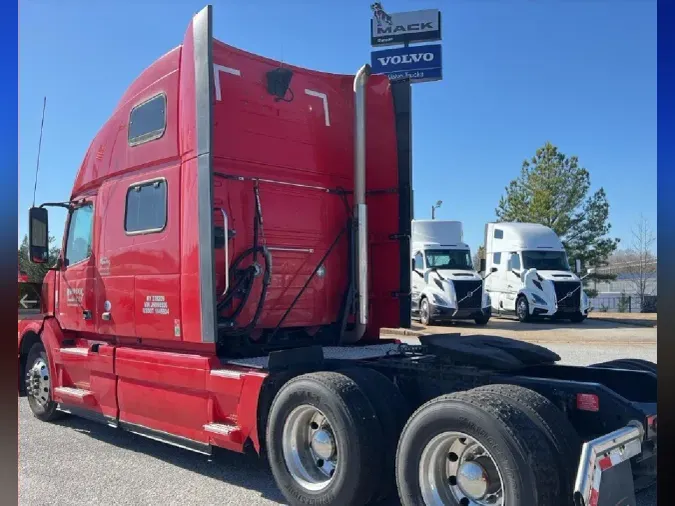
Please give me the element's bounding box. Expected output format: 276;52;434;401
266;370;579;506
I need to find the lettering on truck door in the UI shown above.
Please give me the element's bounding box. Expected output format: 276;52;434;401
59;199;97;332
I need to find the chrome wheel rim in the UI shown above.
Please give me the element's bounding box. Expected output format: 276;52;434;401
421;300;430;324
419;432;504;506
26;357;50;407
517;299;527;320
282;405;338;492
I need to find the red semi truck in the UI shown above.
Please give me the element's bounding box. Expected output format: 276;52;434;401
19;6;656;506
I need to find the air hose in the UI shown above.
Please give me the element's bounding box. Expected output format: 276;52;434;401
217;182;272;336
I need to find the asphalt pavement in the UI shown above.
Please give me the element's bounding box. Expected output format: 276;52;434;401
19;342;657;506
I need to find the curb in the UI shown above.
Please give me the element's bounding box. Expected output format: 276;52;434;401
589;317;657;328
379;328;656;347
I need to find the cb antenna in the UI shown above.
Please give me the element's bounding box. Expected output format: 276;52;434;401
32;96;47;207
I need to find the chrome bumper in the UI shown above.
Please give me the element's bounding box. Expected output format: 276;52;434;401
573;423;645;506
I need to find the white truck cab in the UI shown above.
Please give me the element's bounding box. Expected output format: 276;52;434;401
411;220;491;326
482;222;592;323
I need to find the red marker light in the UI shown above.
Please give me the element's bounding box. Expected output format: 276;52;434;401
576;393;600;412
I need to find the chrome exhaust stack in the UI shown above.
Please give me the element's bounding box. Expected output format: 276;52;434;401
343;64;371;343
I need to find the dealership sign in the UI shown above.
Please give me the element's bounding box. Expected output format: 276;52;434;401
370;44;442;83
370;6;441;47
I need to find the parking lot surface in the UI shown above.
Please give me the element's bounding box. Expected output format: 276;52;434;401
19;341;656;506
393;316;657;345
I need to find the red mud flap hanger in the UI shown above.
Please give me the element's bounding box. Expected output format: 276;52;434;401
573;422;645;506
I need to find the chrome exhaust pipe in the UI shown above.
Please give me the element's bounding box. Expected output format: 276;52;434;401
343;64;371;343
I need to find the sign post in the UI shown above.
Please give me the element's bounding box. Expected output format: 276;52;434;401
369;3;443;82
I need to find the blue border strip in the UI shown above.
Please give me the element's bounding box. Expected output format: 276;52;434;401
657;0;673;502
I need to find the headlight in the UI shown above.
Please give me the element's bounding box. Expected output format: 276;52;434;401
531;293;547;305
432;293;450;306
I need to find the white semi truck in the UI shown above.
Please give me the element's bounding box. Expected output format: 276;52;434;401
481;222;593;322
411;220;491;325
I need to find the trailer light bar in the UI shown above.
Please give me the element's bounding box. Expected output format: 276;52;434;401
576;393;600;412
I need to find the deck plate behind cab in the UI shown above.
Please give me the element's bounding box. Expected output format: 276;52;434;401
419;333;561;370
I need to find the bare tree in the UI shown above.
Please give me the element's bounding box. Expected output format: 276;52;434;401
473;245;485;271
621;215;657;308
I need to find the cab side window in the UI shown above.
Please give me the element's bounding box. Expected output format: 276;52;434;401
413;251;424;270
65;204;94;266
125;179;167;234
509;253;521;270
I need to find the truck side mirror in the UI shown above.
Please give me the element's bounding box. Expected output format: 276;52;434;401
491;267;498;273
575;259;582;274
28;207;49;264
479;258;486;272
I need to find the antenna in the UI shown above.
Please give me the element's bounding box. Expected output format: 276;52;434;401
32;96;47;207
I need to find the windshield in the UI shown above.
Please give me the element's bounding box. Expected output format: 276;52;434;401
521;250;570;271
425;249;473;270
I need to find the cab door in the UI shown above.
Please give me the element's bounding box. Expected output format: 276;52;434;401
58;199;97;332
411;250;425;312
503;252;522;311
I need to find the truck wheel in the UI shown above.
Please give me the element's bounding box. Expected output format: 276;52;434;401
338;367;410;501
266;371;382;506
590;358;656;375
569;312;586;323
420;298;433;326
516;296;530;323
472;384;581;500
396;390;562;506
25;342;62;422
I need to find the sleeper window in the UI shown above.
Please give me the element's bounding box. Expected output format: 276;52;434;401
494;229;504;239
125;179;167;234
493;252;502;265
128;94;166;145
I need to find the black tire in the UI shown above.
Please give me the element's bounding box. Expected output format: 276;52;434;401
25;342;62;422
338;367;410;501
569;312;586;323
516;295;530;323
266;371;382;506
590;358;657;375
396;390;563;506
419;297;433;326
474;314;490;326
472;384;581;503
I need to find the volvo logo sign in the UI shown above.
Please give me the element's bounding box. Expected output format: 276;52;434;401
375;52;436;66
370;44;443;83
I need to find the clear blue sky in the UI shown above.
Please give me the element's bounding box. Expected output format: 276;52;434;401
19;0;656;255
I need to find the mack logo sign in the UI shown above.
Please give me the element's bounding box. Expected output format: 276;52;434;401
371;44;442;83
371;8;441;47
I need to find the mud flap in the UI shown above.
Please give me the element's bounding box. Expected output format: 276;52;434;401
574;424;644;506
593;460;636;506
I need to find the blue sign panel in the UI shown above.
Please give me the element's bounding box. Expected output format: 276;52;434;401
370;44;442;83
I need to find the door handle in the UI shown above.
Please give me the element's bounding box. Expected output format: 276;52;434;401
101;312;111;321
82;310;92;320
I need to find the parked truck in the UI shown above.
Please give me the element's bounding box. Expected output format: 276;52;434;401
19;6;656;506
411;220;491;326
482;222;594;323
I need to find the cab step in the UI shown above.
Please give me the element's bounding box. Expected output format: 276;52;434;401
59;347;89;356
53;386;96;407
203;422;243;449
